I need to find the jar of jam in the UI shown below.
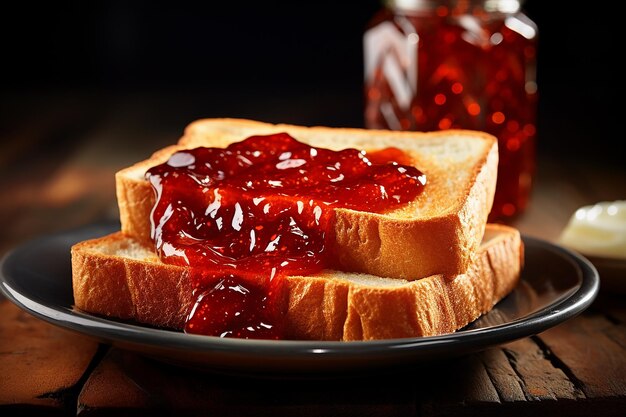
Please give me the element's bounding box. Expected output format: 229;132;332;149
364;0;538;222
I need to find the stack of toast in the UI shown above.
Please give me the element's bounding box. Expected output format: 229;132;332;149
71;118;523;340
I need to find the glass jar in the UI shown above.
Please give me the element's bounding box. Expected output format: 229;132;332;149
364;0;538;222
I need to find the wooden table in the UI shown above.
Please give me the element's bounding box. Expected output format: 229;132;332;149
1;97;625;416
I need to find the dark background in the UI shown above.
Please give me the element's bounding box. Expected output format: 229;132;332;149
1;0;623;166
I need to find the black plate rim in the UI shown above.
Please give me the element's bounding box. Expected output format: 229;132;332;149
0;223;600;364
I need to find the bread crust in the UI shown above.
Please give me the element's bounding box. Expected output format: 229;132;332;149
71;224;522;341
115;118;498;279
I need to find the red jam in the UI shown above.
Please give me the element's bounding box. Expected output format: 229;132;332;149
364;3;538;222
146;132;426;339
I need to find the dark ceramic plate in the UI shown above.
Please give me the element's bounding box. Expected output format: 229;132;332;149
0;222;599;376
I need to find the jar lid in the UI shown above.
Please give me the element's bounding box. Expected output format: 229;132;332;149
390;0;522;13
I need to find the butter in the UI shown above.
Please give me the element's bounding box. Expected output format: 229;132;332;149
559;200;626;260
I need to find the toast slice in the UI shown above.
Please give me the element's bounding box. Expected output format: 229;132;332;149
71;224;522;341
116;118;499;280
